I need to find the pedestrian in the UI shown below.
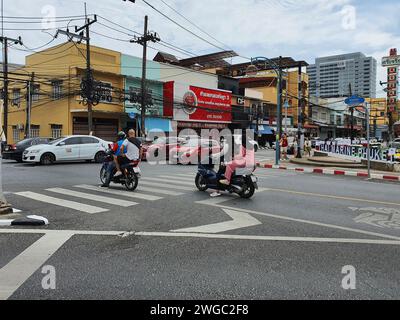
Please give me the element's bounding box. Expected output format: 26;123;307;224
280;133;289;160
304;138;312;157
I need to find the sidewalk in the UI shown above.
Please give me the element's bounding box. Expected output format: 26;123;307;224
256;155;400;182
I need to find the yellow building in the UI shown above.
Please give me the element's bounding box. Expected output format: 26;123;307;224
5;42;124;144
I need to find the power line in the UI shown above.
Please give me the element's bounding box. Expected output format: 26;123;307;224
140;0;227;52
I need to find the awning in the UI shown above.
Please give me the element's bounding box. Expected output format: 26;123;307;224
250;124;273;135
138;117;173;132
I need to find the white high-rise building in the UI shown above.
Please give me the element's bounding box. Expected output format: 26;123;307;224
307;52;377;98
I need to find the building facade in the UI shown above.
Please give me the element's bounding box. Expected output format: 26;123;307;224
307;52;377;98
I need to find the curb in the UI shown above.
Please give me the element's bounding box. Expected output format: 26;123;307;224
0;215;49;227
256;163;400;182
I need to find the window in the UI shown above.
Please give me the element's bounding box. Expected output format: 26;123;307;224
12;126;20;143
12;89;21;106
32;84;40;101
64;137;82;145
52;80;63;100
51;124;62;139
30;125;40;138
81;137;99;144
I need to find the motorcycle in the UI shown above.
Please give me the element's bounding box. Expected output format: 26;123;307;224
195;163;258;199
100;148;141;191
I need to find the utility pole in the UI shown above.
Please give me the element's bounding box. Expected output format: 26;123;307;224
25;73;34;138
348;83;354;144
296;62;302;159
57;9;96;135
75;5;97;135
275;56;283;165
1;36;22;142
131;16;160;137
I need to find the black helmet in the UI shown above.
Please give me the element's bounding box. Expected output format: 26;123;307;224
117;131;126;140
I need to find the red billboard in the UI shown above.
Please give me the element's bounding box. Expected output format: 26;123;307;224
164;82;232;123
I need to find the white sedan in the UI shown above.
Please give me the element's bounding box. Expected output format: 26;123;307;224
23;135;111;165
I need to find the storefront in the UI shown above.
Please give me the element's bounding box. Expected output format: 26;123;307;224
163;82;232;134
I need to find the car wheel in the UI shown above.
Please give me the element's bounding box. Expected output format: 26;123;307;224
94;151;106;163
40;153;55;165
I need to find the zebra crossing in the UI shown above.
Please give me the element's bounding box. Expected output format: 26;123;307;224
10;171;287;215
12;174;199;214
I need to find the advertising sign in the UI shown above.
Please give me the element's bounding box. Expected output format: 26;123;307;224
382;56;400;67
387;66;398;112
165;82;232;123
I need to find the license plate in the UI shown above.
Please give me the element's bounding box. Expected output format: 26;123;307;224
251;176;258;183
133;167;141;174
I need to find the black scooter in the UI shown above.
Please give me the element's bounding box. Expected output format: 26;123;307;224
195;163;258;199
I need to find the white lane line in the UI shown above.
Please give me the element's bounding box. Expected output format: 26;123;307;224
46;188;138;208
135;232;400;246
176;173;196;178
12;209;22;213
140;181;195;191
203;203;400;241
158;175;193;182
196;195;236;205
0;231;73;300
138;186;183;196
75;185;163;201
0;220;13;226
14;192;108;214
141;177;193;186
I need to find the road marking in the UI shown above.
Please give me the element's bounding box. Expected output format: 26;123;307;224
135;232;400;246
0;231;73;300
141;177;193;186
137;186;184;196
47;188;138;207
201;203;400;241
0;220;13;226
176;173;195;178
158;175;193;182
15;192;108;214
75;185;163;201
196;195;237;205
173;208;262;233
139;181;195;191
261;188;400;207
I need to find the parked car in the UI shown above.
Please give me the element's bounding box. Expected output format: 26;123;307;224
170;139;220;165
146;136;186;160
23;135;111;165
2;137;53;162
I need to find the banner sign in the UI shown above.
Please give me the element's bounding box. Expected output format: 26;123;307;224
317;143;394;162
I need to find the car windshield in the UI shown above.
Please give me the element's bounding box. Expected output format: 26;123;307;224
16;139;35;147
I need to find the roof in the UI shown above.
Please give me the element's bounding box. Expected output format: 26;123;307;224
153;52;180;64
177;50;238;69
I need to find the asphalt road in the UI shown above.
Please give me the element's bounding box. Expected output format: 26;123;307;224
1;151;400;300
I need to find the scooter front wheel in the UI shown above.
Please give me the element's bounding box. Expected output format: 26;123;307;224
195;173;208;192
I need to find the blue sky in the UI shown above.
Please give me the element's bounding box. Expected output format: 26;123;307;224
2;0;399;97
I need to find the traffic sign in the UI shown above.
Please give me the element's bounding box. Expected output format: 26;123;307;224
128;112;136;119
345;95;365;107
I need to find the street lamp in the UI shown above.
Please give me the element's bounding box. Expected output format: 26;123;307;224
250;56;283;166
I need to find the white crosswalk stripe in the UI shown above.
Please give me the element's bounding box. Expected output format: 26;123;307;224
75;185;163;201
46;188;138;207
141;177;193;186
158;175;193;182
15;191;108;214
137;186;184;196
140;181;195;191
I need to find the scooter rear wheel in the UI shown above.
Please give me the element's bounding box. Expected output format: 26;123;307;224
195;173;208;192
100;167;107;184
125;173;139;191
239;182;255;199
